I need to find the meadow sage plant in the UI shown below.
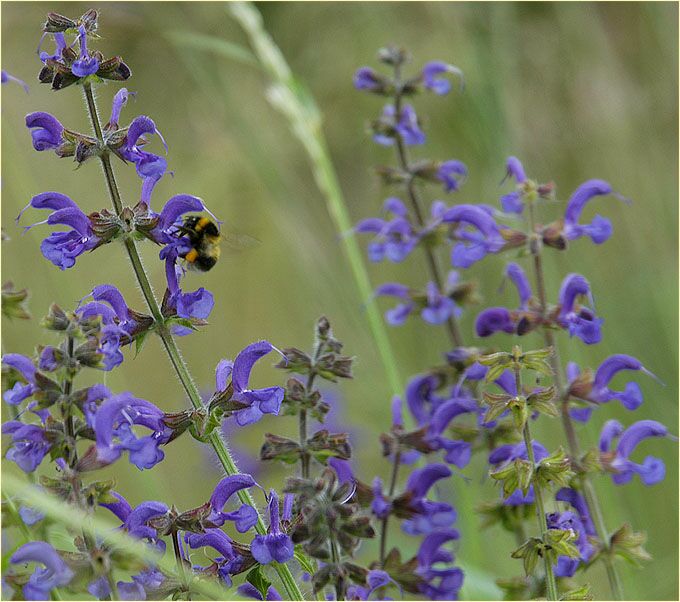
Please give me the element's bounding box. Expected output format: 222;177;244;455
1;9;675;602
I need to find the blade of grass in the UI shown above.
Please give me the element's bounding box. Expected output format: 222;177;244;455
227;1;402;398
2;473;233;601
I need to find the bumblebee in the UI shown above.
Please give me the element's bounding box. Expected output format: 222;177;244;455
177;215;221;271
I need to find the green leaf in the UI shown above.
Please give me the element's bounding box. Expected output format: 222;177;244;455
560;584;593;600
294;545;316;576
247;566;273;599
134;332;148;358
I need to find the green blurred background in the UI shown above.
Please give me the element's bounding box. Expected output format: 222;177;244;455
2;2;677;599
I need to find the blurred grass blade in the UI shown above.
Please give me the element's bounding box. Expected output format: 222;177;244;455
166;30;259;67
3;473;233;601
228;0;402;398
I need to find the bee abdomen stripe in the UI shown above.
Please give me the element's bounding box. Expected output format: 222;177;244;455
185;248;199;263
196;217;211;232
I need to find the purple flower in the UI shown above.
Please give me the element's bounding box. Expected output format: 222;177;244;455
558;274;603;344
567;355;659;422
371;477;392;519
441;204;506;268
353;67;382;92
88;576;111;600
25;112;63;152
600;419;670;486
18;192;100;270
546;510;595;577
208;474;260;531
162;245;214;336
374;104;425;146
214;341;285;426
422;61;464;95
106;87;132;131
117;569;165;600
100;491;133;526
76;286;145;371
1;70;29;92
250;490;294;565
416;530;464;600
2;421;51;473
555;487;596;537
10;541;74;601
185;528;235;562
347;570;400;600
489;441;548;505
405;464;452;501
475;307;514;337
355;197;418;262
124;501;169;541
505;262;532;310
71;25;99;77
38;32;66;64
500;156;527;214
3;353;37;406
436;160;467;193
564;179;625;244
94;392;171;470
123;115;168;204
238;583;283;601
406;373;447;425
19;505;46;527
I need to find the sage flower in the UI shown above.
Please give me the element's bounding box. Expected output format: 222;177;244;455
10;541;74;601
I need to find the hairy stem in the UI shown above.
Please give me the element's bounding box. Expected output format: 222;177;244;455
526;202;623;600
172;531;188;593
514;365;558;601
83;82;304;602
392;66;463;348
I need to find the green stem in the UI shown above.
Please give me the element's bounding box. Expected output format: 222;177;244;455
83;82;304;602
514;365;558;601
526;202;623;600
378;450;401;566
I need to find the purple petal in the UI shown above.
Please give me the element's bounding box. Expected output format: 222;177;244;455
475;307;514;337
599;419;624;452
616;420;668;459
505;262;532;309
210;474;259;512
406;464;451;498
232;341;275;393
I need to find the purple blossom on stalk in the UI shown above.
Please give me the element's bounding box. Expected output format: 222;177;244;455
18;192;101;270
422;61;464;95
2;353;37;406
117;568;165;600
1;69;29;92
555;487;596;538
10;541;74;601
106;87;132;131
374;104;425;146
500;156;527;214
558;273;603;344
238;583;283;601
19;504;46;527
25;112;63;152
600;419;670;486
38;32;66;64
375;278;460;327
416;530;464;600
354;197;418;263
214;341;285;426
162;244;214;336
347;570;400;601
489;440;549;505
563;179;625;245
94;392;171;470
546;510;595;577
184;528;243;586
100;490;133;526
250;490;294;565
123;115;168;204
207;473;260;532
2;421;51;473
441;204;506;268
123;501;169;542
475;262;533;337
71;25;99;77
436;160;467;193
353;67;382;92
566;354;660;422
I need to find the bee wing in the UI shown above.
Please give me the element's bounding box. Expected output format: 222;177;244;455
221;229;261;252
